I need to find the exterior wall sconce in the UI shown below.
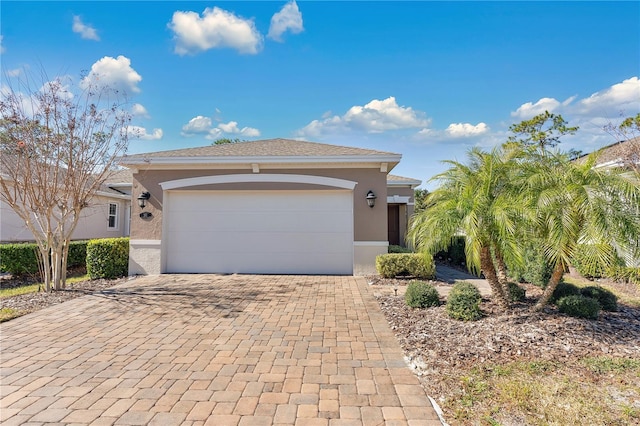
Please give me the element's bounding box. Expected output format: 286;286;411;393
366;190;377;208
137;191;151;209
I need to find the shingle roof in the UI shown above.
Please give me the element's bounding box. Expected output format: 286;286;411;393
576;137;640;168
120;138;398;161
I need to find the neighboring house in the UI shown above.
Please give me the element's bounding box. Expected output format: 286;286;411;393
0;169;132;243
577;138;640;267
119;138;421;276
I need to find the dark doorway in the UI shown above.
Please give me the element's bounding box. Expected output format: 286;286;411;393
388;204;400;246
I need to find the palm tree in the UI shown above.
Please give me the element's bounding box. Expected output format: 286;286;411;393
408;147;522;310
520;151;640;311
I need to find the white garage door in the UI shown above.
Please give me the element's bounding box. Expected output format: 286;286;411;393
164;190;353;274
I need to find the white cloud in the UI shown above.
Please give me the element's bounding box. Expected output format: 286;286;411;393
181;115;213;136
445;122;490;138
216;121;260;137
72;16;100;41
169;7;263;55
268;0;304;42
131;103;150;118
511;97;561;119
127;126;163;140
80;55;142;94
297;97;430;138
7;68;22;77
181;115;260;139
578;77;640;114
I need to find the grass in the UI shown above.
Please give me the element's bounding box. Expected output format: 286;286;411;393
0;307;22;322
0;273;90;299
445;358;640;425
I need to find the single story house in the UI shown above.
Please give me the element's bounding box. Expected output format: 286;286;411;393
119;138;421;276
0;169;132;243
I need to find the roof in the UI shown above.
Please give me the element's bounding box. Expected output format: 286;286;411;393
577;137;640;168
386;174;422;187
119;138;401;167
104;168;133;185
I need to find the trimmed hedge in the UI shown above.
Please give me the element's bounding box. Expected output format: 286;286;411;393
446;281;482;321
557;294;601;319
405;280;440;308
0;241;87;276
0;243;39;275
86;238;129;279
550;282;581;304
507;242;553;288
580;286;618;312
376;253;435;279
388;245;413;254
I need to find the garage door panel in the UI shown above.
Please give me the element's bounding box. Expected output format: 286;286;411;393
165;190;353;274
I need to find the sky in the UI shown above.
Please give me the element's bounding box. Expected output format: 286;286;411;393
1;1;639;189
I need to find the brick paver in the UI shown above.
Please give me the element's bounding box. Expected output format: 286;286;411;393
1;275;442;425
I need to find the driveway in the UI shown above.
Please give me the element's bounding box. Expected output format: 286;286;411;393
0;275;442;425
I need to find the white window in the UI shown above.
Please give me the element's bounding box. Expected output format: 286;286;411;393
108;203;118;229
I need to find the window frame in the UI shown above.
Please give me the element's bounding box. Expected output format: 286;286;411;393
108;202;119;230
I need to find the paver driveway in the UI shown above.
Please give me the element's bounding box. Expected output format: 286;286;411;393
1;275;441;425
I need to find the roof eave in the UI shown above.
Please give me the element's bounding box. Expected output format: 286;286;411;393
119;154;402;167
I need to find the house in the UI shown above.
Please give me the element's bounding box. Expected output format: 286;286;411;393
0;169;132;243
119;138;421;276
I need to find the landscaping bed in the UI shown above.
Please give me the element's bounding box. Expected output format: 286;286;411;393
372;276;640;425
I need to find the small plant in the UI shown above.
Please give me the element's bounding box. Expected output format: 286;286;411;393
580;286;618;312
446;281;482;321
405;280;440;308
376;253;435;279
556;294;601;319
550;282;581;304
507;282;526;302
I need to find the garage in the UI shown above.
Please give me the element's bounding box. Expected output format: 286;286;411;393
164;189;354;274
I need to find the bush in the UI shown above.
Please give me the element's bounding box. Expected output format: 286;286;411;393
0;243;39;275
446;281;482;321
507;243;553;287
435;236;466;267
376;253;435;279
67;241;88;268
608;266;640;287
388;245;413;254
557;294;601;319
580;286;618;312
550;282;581;304
571;244;625;279
405;280;440;308
86;237;129;279
507;282;526;302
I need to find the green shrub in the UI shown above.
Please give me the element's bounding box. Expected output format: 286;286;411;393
388;245;413;254
608;266;640;286
550;282;581;304
67;241;88;268
507;242;553;287
557;295;601;319
580;286;618;312
376;253;435;279
446;281;482;321
571;244;625;279
435;236;466;267
507;282;526;302
405;280;440;308
0;243;39;275
86;238;129;279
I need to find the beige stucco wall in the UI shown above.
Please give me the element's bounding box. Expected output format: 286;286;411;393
1;196;130;243
130;167;388;243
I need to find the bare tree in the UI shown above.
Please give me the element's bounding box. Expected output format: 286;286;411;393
0;71;131;291
604;113;640;174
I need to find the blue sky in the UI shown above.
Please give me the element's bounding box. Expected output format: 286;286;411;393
2;1;639;189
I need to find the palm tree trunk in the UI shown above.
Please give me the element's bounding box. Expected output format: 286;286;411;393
480;246;510;310
532;262;565;311
493;245;511;297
